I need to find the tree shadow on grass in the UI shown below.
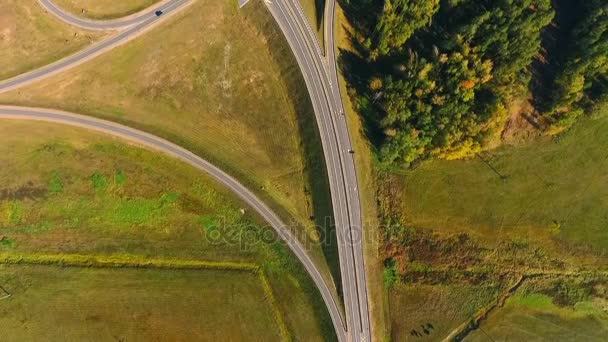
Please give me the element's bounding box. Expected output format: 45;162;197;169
315;0;326;31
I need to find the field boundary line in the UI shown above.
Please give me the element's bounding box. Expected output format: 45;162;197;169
258;270;292;341
0;253;258;271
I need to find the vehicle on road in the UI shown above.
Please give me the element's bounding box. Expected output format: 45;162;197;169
155;10;163;16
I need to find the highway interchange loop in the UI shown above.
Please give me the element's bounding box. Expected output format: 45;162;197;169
0;1;371;341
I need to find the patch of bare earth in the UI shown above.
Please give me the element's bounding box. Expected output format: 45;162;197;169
501;98;545;145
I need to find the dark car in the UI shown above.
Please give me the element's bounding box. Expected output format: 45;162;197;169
155;10;163;16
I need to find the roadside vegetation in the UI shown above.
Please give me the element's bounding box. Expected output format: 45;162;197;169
0;0;107;80
0;0;339;288
0;120;335;340
0;265;285;341
52;0;162;19
299;0;325;47
336;0;608;340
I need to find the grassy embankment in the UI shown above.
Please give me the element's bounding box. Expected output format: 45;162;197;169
0;265;285;341
298;0;325;48
53;0;162;19
0;0;340;290
0;121;335;341
0;0;107;80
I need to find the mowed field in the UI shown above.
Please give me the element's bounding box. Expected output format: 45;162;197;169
389;284;502;342
53;0;161;19
0;265;283;342
0;120;333;340
465;292;608;342
396;111;608;253
0;0;107;80
0;0;335;276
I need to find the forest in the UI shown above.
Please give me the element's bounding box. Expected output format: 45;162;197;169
341;0;607;168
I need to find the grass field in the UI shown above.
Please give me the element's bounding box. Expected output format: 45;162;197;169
0;0;338;283
465;292;608;341
53;0;161;19
395;111;608;253
388;284;502;342
0;0;106;80
0;265;283;341
0;120;267;262
0;120;334;340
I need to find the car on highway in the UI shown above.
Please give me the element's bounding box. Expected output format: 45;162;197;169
155;10;163;16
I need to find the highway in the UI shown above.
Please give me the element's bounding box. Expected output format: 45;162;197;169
0;105;347;342
266;1;372;341
0;1;371;341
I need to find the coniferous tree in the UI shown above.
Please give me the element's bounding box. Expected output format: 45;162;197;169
373;0;440;58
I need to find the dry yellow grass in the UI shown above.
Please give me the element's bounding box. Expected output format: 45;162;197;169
0;0;317;247
53;0;162;19
0;0;107;80
0;0;338;296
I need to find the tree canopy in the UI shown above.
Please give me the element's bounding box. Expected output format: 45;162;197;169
343;0;607;168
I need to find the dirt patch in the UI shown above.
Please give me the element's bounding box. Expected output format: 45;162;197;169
0;183;47;201
0;13;15;44
501;98;545;144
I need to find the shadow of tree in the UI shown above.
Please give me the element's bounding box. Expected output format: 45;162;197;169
315;0;326;31
336;0;387;151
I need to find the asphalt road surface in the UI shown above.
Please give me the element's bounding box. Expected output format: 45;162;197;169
0;0;192;94
0;106;346;341
37;0;179;30
266;1;371;341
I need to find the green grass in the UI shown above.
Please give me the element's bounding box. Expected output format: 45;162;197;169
0;264;284;341
0;0;338;284
465;292;608;341
396;112;608;252
52;0;161;19
0;120;334;340
388;284;502;341
0;0;107;80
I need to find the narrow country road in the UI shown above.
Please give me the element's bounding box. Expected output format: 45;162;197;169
0;0;192;94
37;0;181;30
0;105;346;342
